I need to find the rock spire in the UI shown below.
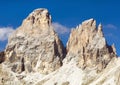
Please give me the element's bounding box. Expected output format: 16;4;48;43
65;18;116;71
4;8;66;74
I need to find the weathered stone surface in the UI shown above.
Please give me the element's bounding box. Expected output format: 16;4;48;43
34;19;118;85
35;57;120;85
0;9;119;85
64;18;117;71
4;8;66;74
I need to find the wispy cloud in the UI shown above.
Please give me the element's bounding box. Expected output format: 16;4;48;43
52;22;70;34
0;27;15;41
103;24;117;29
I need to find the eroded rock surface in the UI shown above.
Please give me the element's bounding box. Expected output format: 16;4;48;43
64;19;117;71
0;9;119;85
4;8;66;74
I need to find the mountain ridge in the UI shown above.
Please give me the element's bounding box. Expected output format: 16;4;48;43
0;8;119;85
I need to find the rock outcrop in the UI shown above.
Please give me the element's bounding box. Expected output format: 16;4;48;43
4;8;66;74
64;19;116;71
0;8;119;85
34;19;118;85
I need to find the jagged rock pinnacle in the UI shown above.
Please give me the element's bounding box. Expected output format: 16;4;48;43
0;9;119;85
82;18;96;30
4;8;66;74
98;23;103;36
23;8;51;29
65;18;116;71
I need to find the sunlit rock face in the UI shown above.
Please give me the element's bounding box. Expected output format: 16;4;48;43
64;18;116;71
4;8;66;74
0;8;119;85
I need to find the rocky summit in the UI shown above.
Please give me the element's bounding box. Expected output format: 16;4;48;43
0;8;120;85
65;19;116;71
5;8;66;74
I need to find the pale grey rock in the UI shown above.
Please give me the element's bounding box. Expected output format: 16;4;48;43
65;18;117;71
4;8;66;74
0;9;119;85
34;19;118;85
35;57;120;85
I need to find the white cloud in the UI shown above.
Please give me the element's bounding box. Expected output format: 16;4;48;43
52;22;70;34
0;27;15;41
103;24;117;29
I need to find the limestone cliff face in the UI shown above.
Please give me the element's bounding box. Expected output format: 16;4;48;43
35;19;118;85
4;8;66;74
0;8;119;85
64;19;117;71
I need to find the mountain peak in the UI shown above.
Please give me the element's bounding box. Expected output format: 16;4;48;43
65;18;116;71
0;9;119;85
23;8;51;30
4;8;66;75
82;18;96;29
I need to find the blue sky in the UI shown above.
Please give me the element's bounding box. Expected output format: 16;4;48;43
0;0;120;56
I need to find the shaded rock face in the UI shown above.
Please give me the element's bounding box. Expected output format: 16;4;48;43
0;51;5;63
65;19;116;71
4;8;66;74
